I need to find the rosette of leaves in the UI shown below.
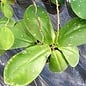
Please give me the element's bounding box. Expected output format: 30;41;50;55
3;5;86;86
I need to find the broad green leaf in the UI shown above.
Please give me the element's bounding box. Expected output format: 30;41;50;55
0;17;15;50
59;47;79;67
11;20;36;49
24;5;43;43
24;5;55;45
58;18;86;47
70;0;86;19
49;50;68;72
4;44;51;86
0;27;14;50
1;2;13;18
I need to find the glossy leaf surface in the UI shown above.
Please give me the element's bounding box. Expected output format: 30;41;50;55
70;0;86;19
11;20;36;49
49;50;68;72
0;27;14;50
4;44;51;85
58;18;86;47
24;5;55;44
59;47;79;67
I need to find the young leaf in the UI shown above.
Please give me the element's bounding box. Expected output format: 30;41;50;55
57;18;86;47
1;2;13;18
59;47;79;67
49;50;68;72
70;0;86;19
4;44;51;86
11;20;36;49
24;5;55;45
0;27;14;50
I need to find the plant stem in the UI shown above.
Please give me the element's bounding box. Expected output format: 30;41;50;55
56;0;60;32
32;0;37;13
55;0;60;43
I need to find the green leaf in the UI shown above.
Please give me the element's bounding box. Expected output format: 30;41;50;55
49;50;68;72
59;47;79;67
1;2;13;18
11;20;36;49
0;17;15;50
0;27;14;50
58;18;86;47
0;17;16;28
4;44;51;85
1;0;6;3
24;5;55;45
70;0;86;19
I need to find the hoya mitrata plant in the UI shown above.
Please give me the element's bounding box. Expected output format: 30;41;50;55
0;0;86;85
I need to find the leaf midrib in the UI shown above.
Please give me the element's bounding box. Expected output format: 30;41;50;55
8;47;50;77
